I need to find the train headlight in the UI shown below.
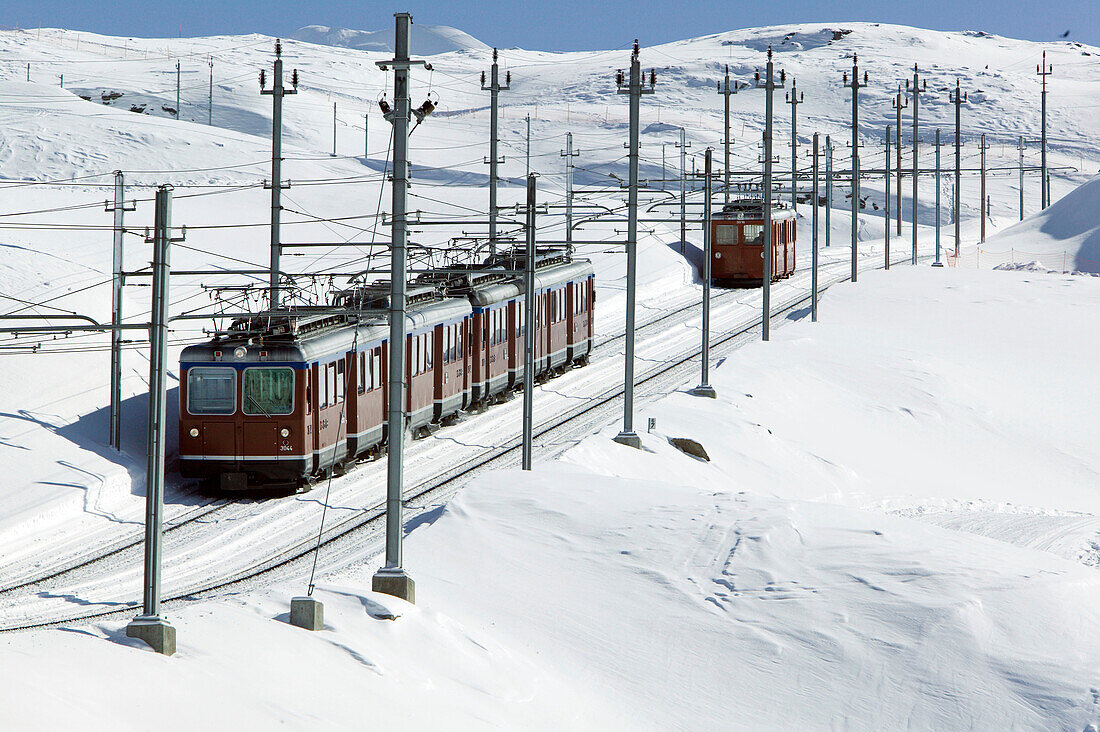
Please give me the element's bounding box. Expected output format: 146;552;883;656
189;427;199;437
280;428;290;438
715;251;722;259
233;346;247;359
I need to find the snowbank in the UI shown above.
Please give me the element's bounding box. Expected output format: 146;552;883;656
982;175;1100;273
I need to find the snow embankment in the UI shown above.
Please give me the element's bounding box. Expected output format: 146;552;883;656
981;174;1100;273
292;24;490;55
2;267;1098;730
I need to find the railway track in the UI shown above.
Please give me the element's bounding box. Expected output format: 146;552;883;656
0;250;927;631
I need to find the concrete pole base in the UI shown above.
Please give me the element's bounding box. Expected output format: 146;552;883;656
290;596;324;631
613;431;642;449
125;615;176;656
931;262;944;268
372;568;415;604
689;384;717;398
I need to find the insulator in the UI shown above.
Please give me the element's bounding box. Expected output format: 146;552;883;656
259;69;266;88
843;72;848;84
493;47;498;62
275;39;282;57
481;70;486;85
780;69;786;83
800;92;804;101
754;71;760;83
633;39;640;58
291;69;299;88
905;79;910;90
649;69;656;87
506;71;511;85
379;98;391;115
865;71;869;84
616;69;624;87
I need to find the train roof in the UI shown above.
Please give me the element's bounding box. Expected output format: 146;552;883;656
712;198;795;222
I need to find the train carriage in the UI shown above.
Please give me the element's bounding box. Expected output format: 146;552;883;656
179;250;594;491
710;199;796;285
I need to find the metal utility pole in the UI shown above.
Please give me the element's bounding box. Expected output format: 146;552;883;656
482;48;510;254
561;132;578;255
843;55;867;282
717;65;744;204
812;133;820;322
933;129;944;267
1018;136;1026;220
330;101;338;156
677;127;690;252
949;79;967;255
785;77;803;212
260;41;297;310
175;60;180;120
754;47;784;341
106;172;135;451
690;148;716;398
373;11;429;602
612;39;654;450
892;85;907;237
907;65;927;265
522;174;536;468
1037;51;1053;208
979;133;989;242
125;185;180;656
825;135;833;248
525;114;531;176
885;125;892;270
207;57;213;125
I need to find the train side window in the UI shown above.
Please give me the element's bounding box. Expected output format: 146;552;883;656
336;361;345;404
426;333;433;369
305;369;312;414
373;349;382;390
358;352;366;394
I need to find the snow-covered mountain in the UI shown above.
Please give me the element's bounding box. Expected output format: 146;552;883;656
292;23;490;54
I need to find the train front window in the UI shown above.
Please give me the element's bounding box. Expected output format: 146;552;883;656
715;225;739;245
242;367;295;416
742;224;764;245
187;367;236;415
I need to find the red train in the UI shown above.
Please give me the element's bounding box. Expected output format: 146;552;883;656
178;250;595;490
710;199;796;285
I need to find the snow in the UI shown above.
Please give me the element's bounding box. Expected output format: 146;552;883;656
983;174;1100;272
2;267;1098;730
292;24;490;55
0;18;1098;730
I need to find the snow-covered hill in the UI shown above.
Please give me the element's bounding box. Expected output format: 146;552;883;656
292;23;490;54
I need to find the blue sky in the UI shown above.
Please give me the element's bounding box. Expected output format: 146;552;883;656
3;0;1097;49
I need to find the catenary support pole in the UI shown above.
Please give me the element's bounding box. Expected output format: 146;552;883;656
950;79;967;255
933;129;944;267
979;133;988;242
522;174;536;467
843;56;866;282
373;11;423;603
207;57;213;125
909;65;925;265
525;114;531;177
175;60;180;120
1018;136;1026;220
260;40;297;309
364;113;369;158
330;101;337;157
106;172;135;451
885;125;892;270
561;132;577;256
893;85;907;237
825;135;833;248
125;185;178;656
677;127;689;252
1037;51;1052;209
691;148;716;398
756;47;784;340
612;40;654;449
812;133;819;322
786;77;803;212
719;66;733;204
482;48;510;254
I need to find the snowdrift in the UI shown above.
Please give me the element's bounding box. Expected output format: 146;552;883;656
982;175;1100;273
